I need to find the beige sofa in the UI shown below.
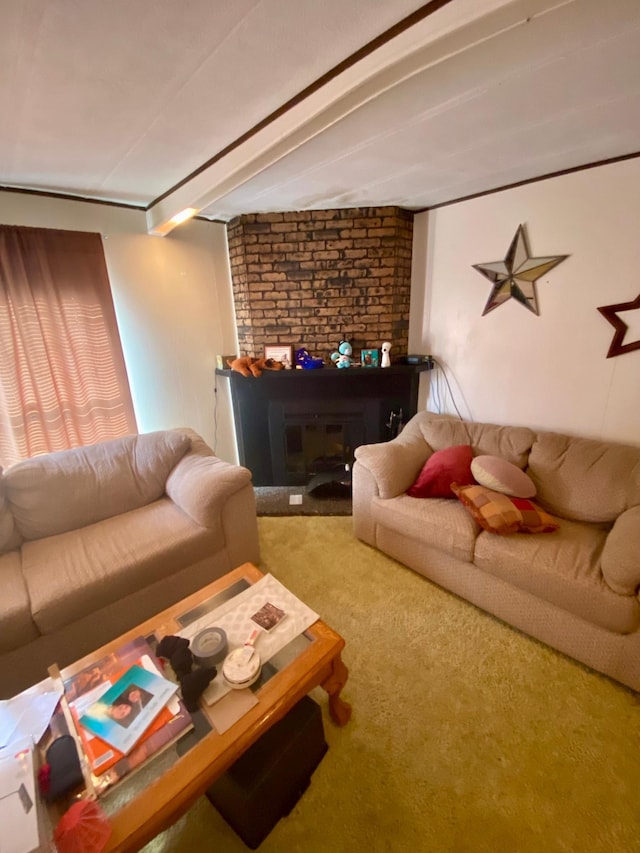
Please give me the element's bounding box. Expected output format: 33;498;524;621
353;412;640;692
0;429;260;696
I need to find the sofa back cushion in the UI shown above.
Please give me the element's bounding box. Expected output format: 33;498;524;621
527;432;640;523
0;469;22;555
417;414;535;467
5;431;191;540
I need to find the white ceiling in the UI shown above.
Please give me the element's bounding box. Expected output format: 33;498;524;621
2;0;640;230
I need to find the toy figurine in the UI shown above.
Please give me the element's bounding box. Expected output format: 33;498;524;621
295;347;324;369
226;356;284;377
331;340;354;368
381;341;392;368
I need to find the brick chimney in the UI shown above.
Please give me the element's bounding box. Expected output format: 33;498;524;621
226;206;413;362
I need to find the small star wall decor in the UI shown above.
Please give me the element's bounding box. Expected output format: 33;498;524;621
597;294;640;358
472;224;568;316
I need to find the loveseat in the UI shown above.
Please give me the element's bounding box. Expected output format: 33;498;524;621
353;412;640;692
0;429;260;696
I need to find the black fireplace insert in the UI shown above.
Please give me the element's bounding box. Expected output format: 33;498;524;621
217;365;431;487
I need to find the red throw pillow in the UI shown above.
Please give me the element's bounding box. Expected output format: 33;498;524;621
407;445;474;498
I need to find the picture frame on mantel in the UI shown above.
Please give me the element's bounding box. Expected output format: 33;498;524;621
361;348;379;367
265;345;293;369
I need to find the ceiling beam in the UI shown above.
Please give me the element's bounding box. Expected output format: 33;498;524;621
147;0;566;234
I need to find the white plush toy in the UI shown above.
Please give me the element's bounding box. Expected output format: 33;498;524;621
381;341;392;368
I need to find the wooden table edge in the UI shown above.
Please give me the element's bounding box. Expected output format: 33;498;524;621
61;563;351;852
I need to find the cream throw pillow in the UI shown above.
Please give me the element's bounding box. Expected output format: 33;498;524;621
471;455;536;499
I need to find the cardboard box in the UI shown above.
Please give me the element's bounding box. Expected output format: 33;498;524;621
216;354;237;370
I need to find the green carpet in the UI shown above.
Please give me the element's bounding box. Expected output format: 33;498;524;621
145;517;640;853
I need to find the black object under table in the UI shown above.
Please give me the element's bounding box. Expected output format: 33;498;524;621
206;695;328;848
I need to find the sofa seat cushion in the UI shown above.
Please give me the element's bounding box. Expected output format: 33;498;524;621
5;431;191;541
474;518;640;634
21;498;222;635
0;551;39;653
373;494;479;562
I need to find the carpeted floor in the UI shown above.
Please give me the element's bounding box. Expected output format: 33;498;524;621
144;517;640;853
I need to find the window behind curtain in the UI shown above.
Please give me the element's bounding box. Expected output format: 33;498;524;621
0;225;137;467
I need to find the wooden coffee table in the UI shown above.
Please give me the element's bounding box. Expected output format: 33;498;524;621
57;563;351;852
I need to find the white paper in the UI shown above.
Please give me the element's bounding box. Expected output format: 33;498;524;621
0;739;42;853
0;679;63;756
178;573;319;706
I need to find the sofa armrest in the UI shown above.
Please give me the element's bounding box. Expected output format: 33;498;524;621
354;434;431;499
600;505;640;595
166;454;252;529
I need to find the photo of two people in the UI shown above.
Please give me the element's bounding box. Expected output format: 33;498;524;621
106;683;153;728
79;663;177;754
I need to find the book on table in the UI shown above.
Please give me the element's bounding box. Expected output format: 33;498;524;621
64;637;192;793
77;664;176;755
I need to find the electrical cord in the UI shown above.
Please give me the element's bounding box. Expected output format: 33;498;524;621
213;370;219;454
431;357;465;421
431;364;441;413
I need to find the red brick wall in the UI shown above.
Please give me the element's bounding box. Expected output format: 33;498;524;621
226;206;413;363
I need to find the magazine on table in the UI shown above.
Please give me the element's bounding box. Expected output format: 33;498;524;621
69;661;190;777
73;692;192;795
65;636;165;705
78;663;177;755
71;686;186;777
64;637;192;793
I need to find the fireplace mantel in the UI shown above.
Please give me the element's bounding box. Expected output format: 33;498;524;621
216;365;431;486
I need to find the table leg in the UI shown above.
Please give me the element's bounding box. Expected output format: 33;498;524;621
321;653;352;726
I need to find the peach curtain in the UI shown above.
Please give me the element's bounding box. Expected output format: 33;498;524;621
0;225;137;467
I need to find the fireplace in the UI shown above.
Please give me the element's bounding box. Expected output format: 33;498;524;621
218;365;430;487
269;399;372;486
223;205;419;486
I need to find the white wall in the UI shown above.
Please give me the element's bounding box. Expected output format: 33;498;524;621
410;158;640;446
0;192;239;462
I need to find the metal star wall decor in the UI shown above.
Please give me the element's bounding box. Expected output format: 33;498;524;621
597;294;640;358
472;224;568;316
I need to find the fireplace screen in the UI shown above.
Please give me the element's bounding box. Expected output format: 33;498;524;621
285;421;359;478
269;403;368;486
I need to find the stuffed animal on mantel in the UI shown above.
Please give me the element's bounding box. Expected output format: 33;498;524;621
227;356;284;377
330;340;354;368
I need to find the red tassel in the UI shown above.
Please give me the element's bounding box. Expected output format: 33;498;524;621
37;763;51;796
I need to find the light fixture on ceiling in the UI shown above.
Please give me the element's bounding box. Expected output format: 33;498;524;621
148;207;199;236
